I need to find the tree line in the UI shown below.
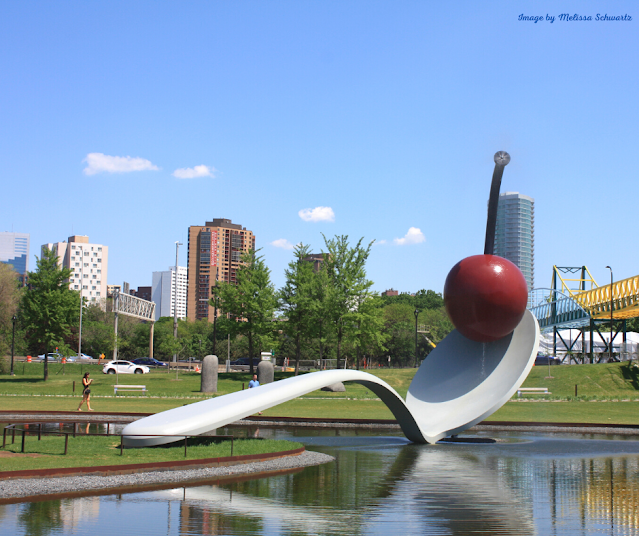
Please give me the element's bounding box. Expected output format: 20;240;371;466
0;236;453;378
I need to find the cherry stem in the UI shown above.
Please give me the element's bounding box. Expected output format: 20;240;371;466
484;151;510;255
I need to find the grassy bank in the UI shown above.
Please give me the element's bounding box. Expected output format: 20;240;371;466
0;434;302;472
0;362;638;424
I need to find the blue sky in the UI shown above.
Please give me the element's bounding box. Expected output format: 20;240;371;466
1;1;637;294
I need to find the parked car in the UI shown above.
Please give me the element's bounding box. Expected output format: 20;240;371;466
535;355;562;366
68;353;93;361
102;360;150;375
36;353;62;362
230;358;262;367
132;357;167;368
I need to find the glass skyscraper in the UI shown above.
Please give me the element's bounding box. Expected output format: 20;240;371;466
0;232;30;275
493;192;534;291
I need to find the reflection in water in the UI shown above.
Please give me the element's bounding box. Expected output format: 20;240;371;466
2;431;639;535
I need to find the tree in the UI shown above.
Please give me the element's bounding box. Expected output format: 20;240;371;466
21;247;80;380
0;263;21;357
379;289;444;310
350;294;387;369
279;244;318;374
382;303;417;366
211;250;277;375
322;235;375;369
78;304;115;358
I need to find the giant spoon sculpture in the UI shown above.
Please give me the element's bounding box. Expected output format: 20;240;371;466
123;152;539;447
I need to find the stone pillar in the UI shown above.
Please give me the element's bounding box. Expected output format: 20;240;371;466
257;360;274;385
148;322;154;358
321;382;346;392
201;355;218;393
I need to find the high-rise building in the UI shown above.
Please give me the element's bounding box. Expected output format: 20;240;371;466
42;235;109;305
0;232;30;276
493;192;534;291
135;286;152;302
152;266;187;320
187;218;255;322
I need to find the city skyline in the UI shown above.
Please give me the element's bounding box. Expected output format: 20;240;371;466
2;2;637;294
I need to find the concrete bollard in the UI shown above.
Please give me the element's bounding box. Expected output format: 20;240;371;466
257;360;274;385
201;355;219;393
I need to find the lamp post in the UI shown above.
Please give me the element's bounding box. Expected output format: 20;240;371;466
414;308;419;368
10;314;16;376
212;270;218;355
606;266;613;362
78;245;85;360
173;241;182;379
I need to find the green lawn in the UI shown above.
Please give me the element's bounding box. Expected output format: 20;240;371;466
521;361;639;399
0;434;302;472
1;362;638;425
490;401;639;424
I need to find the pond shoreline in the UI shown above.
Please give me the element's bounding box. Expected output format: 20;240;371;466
0;449;334;503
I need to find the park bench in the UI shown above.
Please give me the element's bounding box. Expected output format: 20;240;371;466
517;387;550;398
114;384;147;396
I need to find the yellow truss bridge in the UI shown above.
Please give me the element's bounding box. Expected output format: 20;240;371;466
553;266;639;320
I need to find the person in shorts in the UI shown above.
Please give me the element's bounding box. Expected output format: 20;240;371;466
77;372;94;411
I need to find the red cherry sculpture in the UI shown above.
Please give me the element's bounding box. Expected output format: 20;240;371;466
444;255;528;343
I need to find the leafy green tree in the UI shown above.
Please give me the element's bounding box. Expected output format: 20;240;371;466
382;303;416;366
21;247;80;380
379;289;444;310
0;263;21;357
322;235;375;369
279;244;319;374
211;250;277;375
420;306;454;348
350;294;387;369
79;304;115;358
414;289;444;310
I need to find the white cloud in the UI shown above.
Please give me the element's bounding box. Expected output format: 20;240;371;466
298;206;335;222
375;239;387;245
172;165;216;179
83;153;159;175
271;238;296;250
393;227;426;246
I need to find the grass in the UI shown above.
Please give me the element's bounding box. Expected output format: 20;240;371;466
521;361;639;399
1;361;639;424
0;433;302;473
489;401;639;424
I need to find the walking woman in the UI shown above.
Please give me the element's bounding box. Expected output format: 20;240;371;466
77;372;94;411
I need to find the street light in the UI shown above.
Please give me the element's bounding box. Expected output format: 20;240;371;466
414;308;419;368
10;314;16;376
78;245;85;361
606;266;614;362
173;241;182;379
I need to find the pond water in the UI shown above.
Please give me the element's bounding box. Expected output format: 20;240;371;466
1;425;639;536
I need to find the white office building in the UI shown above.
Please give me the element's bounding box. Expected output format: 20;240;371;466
0;232;30;276
42;235;109;306
152;266;187;320
493;192;535;291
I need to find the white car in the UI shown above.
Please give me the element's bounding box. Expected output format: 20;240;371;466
102;360;150;375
